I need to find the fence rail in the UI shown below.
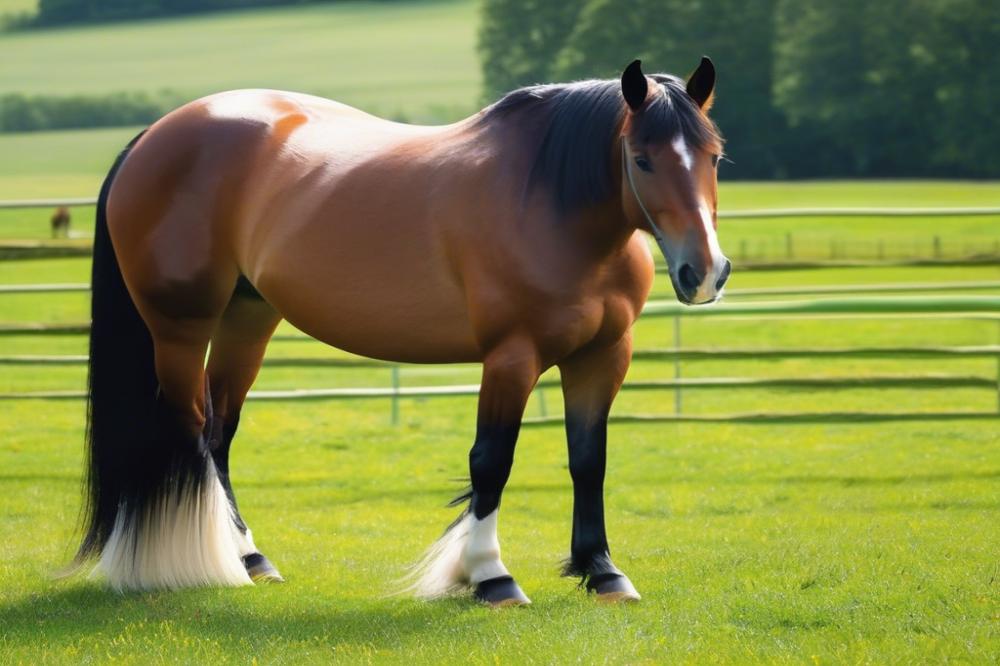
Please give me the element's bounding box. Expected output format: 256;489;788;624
0;197;97;209
719;206;1000;219
2;285;998;421
1;374;995;402
3;279;998;297
2;296;998;339
3;198;999;218
2;346;998;368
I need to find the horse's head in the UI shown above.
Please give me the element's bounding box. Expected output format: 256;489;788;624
619;58;730;305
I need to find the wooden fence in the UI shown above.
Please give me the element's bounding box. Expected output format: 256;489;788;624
4;198;1000;217
2;294;998;424
4;199;999;264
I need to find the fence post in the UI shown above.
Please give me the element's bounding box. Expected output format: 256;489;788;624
391;364;400;426
674;314;682;415
536;386;548;418
740;239;748;263
933;235;942;259
785;232;793;259
996;320;1000;414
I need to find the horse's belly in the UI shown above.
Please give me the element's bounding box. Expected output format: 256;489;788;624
250;230;479;364
228;109;484;362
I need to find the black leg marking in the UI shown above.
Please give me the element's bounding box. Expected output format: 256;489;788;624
562;410;640;601
468;422;520;519
210;414;248;535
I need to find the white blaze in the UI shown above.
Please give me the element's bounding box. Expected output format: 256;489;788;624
672;135;693;171
694;199;728;303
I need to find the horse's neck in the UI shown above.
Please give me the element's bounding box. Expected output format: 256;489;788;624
569;196;636;259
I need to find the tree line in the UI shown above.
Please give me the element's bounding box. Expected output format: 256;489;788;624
0;92;184;132
32;0;334;24
479;0;1000;179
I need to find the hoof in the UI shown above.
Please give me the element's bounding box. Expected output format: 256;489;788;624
586;573;641;603
243;552;285;583
474;576;531;608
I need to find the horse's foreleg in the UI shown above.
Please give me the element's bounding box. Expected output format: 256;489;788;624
410;337;539;606
206;292;283;581
558;333;640;602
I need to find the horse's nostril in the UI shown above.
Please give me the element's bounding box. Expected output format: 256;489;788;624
678;263;702;294
715;259;732;291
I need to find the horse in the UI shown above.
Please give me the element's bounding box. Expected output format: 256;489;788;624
73;58;728;606
51;206;71;238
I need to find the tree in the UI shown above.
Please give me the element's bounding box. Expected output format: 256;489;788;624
552;0;785;178
478;0;588;100
775;0;1000;177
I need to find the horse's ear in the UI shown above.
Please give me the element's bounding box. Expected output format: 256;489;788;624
621;59;648;112
686;56;715;110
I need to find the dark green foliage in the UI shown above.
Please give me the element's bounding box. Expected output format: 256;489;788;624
776;0;1000;178
478;0;587;99
34;0;336;25
0;92;183;132
479;0;1000;178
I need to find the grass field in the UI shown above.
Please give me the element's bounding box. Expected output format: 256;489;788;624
0;0;480;122
2;258;999;662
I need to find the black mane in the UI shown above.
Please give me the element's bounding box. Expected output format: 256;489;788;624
478;75;721;213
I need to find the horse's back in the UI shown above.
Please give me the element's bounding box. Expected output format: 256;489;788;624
107;90;481;361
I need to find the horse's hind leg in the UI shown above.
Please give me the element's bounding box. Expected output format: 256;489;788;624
206;286;283;581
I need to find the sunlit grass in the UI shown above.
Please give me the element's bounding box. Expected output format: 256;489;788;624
0;1;480;117
1;396;997;663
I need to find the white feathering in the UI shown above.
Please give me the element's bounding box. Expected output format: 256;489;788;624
402;512;473;599
92;459;253;591
400;509;509;599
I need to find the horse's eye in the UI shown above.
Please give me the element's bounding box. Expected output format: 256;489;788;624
634;156;653;173
711;154;720;168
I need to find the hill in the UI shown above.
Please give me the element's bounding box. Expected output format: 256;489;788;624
0;0;480;123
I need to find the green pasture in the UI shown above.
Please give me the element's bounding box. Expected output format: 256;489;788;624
1;260;999;662
0;0;480;121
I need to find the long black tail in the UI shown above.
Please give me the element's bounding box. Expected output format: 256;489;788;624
74;130;154;563
75;132;252;590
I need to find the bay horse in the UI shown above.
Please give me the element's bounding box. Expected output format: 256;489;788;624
74;58;728;605
51;206;71;238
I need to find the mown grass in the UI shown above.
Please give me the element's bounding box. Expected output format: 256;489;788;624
1;394;998;663
0;0;480;121
0;176;998;661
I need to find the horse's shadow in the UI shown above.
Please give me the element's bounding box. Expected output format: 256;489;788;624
0;583;479;650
